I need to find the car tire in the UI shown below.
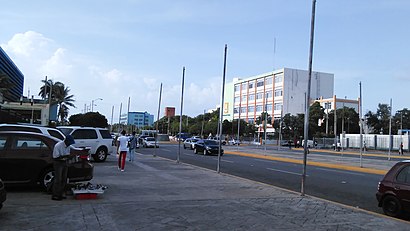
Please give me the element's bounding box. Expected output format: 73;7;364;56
382;195;402;217
93;147;108;162
194;148;198;154
40;168;54;192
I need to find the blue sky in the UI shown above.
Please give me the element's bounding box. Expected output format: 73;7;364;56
1;1;409;122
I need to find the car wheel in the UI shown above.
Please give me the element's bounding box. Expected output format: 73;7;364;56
40;168;54;192
203;150;207;155
382;195;402;217
194;148;198;154
93;147;108;162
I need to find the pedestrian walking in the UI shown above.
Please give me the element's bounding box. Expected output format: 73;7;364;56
128;131;137;162
399;142;404;155
52;135;87;200
117;130;128;172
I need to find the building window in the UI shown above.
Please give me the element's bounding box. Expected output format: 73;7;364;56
274;103;282;111
248;81;254;89
241;107;247;113
274;74;283;83
257;79;264;87
274;88;282;97
265;90;272;98
234;96;240;103
248;118;255;124
256;105;263;112
248;94;254;101
234;107;239;114
241;95;247;102
256;92;263;100
234;84;240;92
248;106;254;113
265;77;273;85
267;103;273;111
241;83;247;91
325;102;332;109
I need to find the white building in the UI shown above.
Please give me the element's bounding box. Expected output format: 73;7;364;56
223;67;334;123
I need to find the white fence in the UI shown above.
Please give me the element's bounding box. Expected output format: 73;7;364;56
341;134;409;151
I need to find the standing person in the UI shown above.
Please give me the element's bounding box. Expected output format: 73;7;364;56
52;135;85;201
117;130;128;171
128;131;137;162
399;142;404;155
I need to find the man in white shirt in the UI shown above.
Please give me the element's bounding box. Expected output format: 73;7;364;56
117;130;128;171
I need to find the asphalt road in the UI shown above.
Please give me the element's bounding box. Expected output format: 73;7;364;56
137;144;384;214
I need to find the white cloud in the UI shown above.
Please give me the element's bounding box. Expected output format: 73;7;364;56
1;31;52;57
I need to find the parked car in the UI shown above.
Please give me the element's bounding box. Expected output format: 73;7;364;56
143;137;159;148
302;140;314;148
0;131;93;191
194;139;224;156
183;138;200;149
207;136;227;145
228;139;240;146
57;126;114;162
0;178;6;210
0;124;65;140
376;160;410;217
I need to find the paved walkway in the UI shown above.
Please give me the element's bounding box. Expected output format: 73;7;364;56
1;153;409;230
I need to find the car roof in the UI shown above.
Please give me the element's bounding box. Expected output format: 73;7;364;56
0;131;61;142
57;126;108;130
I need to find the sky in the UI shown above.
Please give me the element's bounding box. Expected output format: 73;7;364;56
1;1;410;123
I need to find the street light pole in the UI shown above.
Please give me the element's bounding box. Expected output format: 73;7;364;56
91;98;103;112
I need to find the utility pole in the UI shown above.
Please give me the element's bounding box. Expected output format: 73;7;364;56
301;0;316;196
217;44;228;173
359;82;363;168
154;83;162;158
178;67;185;163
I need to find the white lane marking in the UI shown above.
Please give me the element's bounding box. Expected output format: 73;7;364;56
266;168;307;176
315;167;365;176
211;158;234;163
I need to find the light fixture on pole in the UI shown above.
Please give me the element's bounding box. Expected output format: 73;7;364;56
91;98;103;112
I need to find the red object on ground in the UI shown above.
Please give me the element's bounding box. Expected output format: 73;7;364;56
75;193;97;200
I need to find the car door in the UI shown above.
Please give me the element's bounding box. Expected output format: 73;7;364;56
0;134;52;183
70;129;98;153
393;165;410;210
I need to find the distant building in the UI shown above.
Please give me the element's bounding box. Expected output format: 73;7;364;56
0;46;24;102
120;111;154;128
315;96;360;114
223;67;334;123
165;107;175;117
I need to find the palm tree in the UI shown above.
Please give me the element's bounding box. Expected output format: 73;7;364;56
38;80;75;124
0;73;14;101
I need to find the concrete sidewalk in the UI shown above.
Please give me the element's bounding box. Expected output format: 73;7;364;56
1;153;409;230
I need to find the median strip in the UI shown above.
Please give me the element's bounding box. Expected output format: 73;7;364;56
225;151;388;175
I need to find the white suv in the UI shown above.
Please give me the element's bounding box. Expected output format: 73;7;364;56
57;126;114;162
0;124;65;140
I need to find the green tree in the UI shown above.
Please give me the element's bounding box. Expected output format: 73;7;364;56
69;112;108;128
0;73;14;100
365;103;390;134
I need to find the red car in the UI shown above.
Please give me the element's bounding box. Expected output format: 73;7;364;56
376;160;410;217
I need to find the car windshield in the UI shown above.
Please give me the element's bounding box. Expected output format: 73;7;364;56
58;128;73;136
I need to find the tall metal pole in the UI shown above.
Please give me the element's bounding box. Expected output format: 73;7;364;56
178;67;185;163
154;83;162;158
127;97;130;126
301;0;316;196
388;98;392;160
334;99;337;151
111;105;114;132
359;82;363;167
201;109;205;138
118;103;122;130
217;44;228;173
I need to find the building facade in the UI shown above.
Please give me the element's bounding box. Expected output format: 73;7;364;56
223;68;334;123
120;111;154;128
0;46;24;102
315;96;360;114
